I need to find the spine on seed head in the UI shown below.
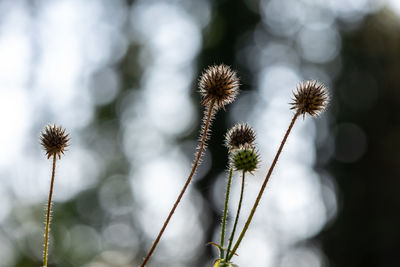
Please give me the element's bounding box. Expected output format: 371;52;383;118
40;124;70;159
225;123;256;151
199;64;240;110
290;80;329;118
231;144;259;173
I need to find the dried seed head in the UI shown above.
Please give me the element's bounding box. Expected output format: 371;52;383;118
225;123;256;151
290;80;329;118
199;64;240;110
231;144;259;173
40;124;69;159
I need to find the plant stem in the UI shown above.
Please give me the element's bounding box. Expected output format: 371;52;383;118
140;101;215;267
220;167;233;259
43;154;57;267
225;170;245;263
227;112;299;261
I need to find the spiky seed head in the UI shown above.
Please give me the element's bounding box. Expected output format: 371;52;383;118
40;124;69;159
199;64;240;110
290;80;329;118
231;144;259;173
225;123;256;151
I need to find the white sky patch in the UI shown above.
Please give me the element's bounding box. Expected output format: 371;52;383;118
0;34;31;87
0;0;128;207
386;0;400;17
0;90;30;168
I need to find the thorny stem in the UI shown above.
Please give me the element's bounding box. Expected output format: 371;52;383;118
140;100;216;267
220;167;233;259
227;112;300;261
43;154;57;267
225;170;245;263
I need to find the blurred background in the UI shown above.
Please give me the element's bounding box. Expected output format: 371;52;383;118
0;0;399;266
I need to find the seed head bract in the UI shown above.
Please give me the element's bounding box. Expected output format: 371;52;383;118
199;64;240;110
225;123;256;151
231;144;259;173
40;124;69;159
290;80;329;118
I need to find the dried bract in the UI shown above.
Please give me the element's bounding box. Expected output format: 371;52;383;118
40;124;69;159
199;64;240;110
225;123;256;150
290;80;329;117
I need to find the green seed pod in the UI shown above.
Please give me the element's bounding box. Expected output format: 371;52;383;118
232;145;259;173
214;259;222;267
214;259;238;267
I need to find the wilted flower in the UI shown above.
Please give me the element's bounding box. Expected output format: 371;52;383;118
40;124;69;159
199;64;240;110
225;123;256;151
290;80;329;117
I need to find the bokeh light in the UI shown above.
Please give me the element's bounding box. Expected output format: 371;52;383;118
0;0;399;266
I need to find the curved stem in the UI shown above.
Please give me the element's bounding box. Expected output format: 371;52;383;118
43;154;57;267
140;101;215;267
220;167;233;259
227;112;299;261
225;170;245;263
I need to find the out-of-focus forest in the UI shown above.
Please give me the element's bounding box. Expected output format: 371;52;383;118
0;0;399;266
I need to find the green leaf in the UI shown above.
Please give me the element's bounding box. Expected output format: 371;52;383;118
207;241;223;251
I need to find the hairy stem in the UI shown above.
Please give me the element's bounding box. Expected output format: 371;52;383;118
220;167;233;259
140;101;215;267
227;112;299;261
225;170;245;263
43;154;57;267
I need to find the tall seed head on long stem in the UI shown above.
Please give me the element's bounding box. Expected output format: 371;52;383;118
226;81;330;262
199;64;240;110
290;80;329;118
139;64;240;267
40;124;69;267
40;124;70;159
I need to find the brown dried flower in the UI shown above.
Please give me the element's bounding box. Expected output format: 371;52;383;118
225;123;256;150
199;64;240;110
40;124;69;159
290;80;329;117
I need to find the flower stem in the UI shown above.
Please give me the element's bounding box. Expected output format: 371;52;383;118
220;167;233;259
225;170;245;263
140;100;215;267
227;112;299;261
43;154;57;267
